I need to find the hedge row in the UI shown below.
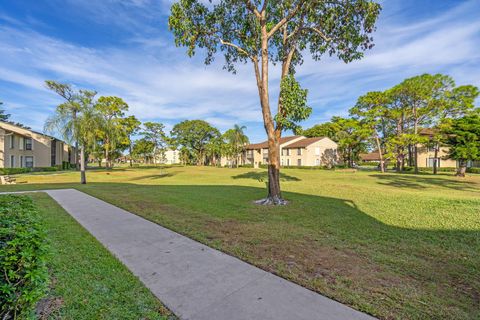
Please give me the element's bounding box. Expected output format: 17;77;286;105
0;166;63;175
0;195;49;319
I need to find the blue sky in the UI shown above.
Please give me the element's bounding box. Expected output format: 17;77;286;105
0;0;479;143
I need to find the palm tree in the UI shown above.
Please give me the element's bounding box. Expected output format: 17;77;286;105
44;81;97;184
224;124;249;168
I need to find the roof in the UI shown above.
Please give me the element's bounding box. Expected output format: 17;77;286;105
359;151;382;161
419;128;439;136
0;121;58;141
283;137;327;149
246;136;302;150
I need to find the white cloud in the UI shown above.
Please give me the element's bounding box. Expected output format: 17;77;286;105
0;0;478;144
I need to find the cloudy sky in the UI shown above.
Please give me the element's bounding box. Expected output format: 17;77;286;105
0;0;479;142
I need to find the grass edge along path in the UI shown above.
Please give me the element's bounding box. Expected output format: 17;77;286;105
30;192;176;320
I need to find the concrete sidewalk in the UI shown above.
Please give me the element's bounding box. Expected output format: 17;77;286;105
44;189;374;320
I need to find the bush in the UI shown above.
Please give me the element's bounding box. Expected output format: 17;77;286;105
0;195;49;319
0;167;61;175
238;164;254;168
467;167;480;174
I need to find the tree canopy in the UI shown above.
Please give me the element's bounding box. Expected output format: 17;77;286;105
170;120;220;165
443;113;480;177
169;0;381;204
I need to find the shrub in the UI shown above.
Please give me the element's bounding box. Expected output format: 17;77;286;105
238;164;254;168
0;195;49;319
467;167;480;174
0;167;61;175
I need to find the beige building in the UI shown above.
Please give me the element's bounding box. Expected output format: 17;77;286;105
0;121;75;169
240;135;338;168
359;128;472;168
160;149;181;165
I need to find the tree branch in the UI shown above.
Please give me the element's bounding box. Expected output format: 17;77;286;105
267;0;307;39
219;39;252;59
308;27;332;42
244;0;261;19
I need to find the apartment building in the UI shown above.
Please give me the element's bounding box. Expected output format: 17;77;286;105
243;135;338;168
0;121;75;169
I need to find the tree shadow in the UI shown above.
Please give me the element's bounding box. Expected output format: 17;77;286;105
2;181;479;318
232;171;301;182
129;172;181;181
370;173;479;191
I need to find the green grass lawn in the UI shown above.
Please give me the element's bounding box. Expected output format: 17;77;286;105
29;193;175;320
3;166;480;320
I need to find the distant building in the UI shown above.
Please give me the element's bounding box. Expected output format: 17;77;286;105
160;149;180;165
222;135;338;168
0;121;76;169
359;128;480;168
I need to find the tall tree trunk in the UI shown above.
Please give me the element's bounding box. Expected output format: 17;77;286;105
433;143;439;174
75;141;80;171
413;118;419;174
129;143;133;167
457;159;467;177
253;17;285;205
80;146;86;184
374;134;385;173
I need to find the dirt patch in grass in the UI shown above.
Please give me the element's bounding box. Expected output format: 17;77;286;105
36;297;64;320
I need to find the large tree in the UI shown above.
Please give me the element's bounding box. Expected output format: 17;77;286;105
301;122;340;140
350;91;390;172
443;113;480;177
45;81;97;184
121;116;141;167
223;124;250;167
169;0;381;204
132;138;155;164
141;122;168;164
94;96;130;169
170;120;220;165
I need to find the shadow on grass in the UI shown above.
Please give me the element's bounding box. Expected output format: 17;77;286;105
232;171;301;182
371;173;478;191
129;171;181;181
2;181;479;318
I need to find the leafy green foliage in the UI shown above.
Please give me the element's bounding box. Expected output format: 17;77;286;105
0;195;49;319
140;122;168;163
276;75;312;132
222;125;249;167
169;0;381;73
0;101;10;122
0;167;61;175
132;138;156;163
443;114;480;162
301;122;341;140
170;120;220;165
94;96;131;167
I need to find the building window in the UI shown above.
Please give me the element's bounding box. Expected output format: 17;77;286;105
25;156;34;168
297;159;302;166
316;159;320;166
297;148;302;156
20;156;24;168
287;159;290;166
25;138;33;150
315;147;321;155
10;155;15;168
286;149;290;156
9;135;14;149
